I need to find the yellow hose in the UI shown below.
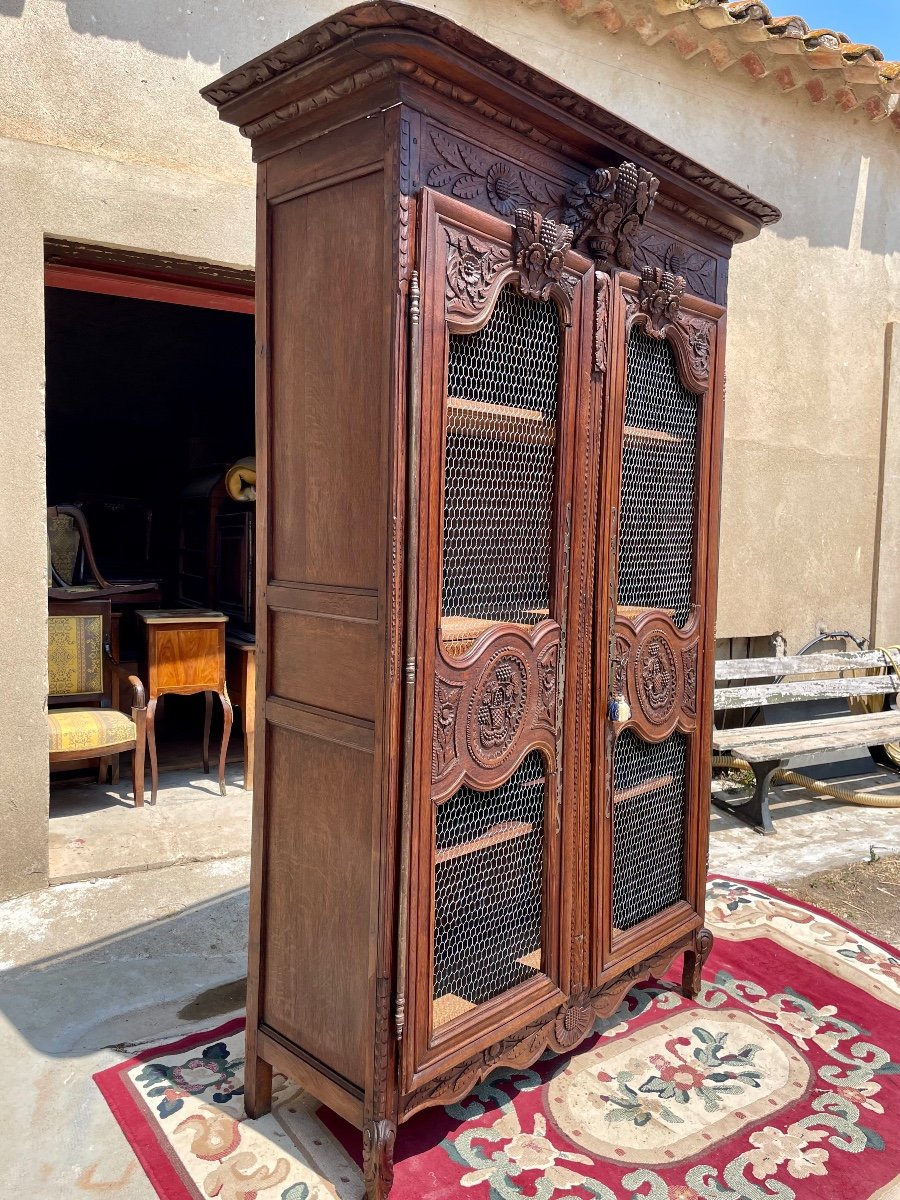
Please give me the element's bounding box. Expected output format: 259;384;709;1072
713;755;900;808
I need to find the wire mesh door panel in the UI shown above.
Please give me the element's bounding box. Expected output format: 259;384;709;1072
598;275;723;970
441;286;561;658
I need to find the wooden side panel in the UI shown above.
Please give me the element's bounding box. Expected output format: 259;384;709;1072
269;172;384;590
262;725;373;1086
252;137;390;1098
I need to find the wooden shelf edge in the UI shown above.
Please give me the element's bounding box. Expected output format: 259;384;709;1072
435;818;535;864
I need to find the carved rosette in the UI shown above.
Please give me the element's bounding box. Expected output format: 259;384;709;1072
564;161;659;268
432;676;463;781
553;1000;594;1049
513;208;573;302
445;227;509;318
467;651;529;768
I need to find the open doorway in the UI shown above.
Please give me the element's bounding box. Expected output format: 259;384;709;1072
44;243;256;845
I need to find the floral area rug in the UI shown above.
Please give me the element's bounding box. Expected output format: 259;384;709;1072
94;877;900;1199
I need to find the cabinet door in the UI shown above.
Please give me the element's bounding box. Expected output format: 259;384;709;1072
402;190;594;1093
594;270;725;978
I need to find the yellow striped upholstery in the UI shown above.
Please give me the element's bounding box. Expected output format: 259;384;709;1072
48;709;136;755
48;614;104;697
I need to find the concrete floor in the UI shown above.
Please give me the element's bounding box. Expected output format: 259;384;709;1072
49;765;252;883
6;768;900;1197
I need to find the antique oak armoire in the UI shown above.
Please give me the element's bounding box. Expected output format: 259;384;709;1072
203;6;779;1194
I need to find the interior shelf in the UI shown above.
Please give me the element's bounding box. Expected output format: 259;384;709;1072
435;818;535;864
624;425;684;445
617;605;677;621
613;774;675;805
441;614;536;655
447;397;555;444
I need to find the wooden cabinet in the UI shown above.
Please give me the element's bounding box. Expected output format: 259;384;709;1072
203;6;778;1195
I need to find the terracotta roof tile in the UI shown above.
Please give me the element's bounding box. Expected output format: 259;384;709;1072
551;0;899;127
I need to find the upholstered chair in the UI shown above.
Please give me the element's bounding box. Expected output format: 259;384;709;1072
48;599;148;807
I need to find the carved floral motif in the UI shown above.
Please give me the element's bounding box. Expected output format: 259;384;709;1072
468;653;528;766
594;272;610;377
633;232;716;302
513;208;573;302
425;129;568;220
637;266;685;334
612;635;629;701
636;632;678;724
684;316;711;380
682;645;698;715
564;162;659;268
537;644;558;728
432;676;463;780
445;227;510;318
554;1001;594;1048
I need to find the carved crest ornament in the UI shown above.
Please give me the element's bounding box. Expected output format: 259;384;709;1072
513;208;573;302
470;654;528;765
564;161;659;269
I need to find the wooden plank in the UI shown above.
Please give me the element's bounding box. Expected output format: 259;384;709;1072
714;675;899;711
623;425;683;445
614;774;675;804
447;397;555;444
435;819;535;864
715;651;890;680
713;710;900;761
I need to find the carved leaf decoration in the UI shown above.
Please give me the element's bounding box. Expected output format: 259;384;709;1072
458;141;492;176
430;128;468;170
635;233;716;302
452;174;485;200
427;165;457;189
564;161;659;268
513;207;573;302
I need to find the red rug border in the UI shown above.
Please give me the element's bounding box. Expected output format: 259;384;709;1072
91;879;900;1200
92;1016;246;1200
710;872;900;959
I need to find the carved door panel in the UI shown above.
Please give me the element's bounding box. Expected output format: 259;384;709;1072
402;190;594;1094
594;268;725;979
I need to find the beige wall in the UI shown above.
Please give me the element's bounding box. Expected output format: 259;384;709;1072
0;0;896;896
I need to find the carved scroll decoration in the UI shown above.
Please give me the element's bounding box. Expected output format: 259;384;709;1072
536;644;558;729
682;645;698;715
594;272;611;378
362;1119;396;1196
564;162;659;269
400;934;693;1120
445;227;510;319
513;208;573;302
432;676;463;782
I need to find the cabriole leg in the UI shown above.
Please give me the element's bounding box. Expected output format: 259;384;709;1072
363;1118;397;1200
682;927;714;999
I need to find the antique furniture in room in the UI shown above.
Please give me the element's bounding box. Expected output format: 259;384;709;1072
48;599;147;807
203;6;779;1194
177;466;256;633
226;631;256;789
136;609;232;803
48;504;162;605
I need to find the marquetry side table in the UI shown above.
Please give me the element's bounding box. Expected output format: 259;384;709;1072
136;609;231;804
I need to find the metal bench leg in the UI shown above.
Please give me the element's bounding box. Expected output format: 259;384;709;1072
712;758;779;835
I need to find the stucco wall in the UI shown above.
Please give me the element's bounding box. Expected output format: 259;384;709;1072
0;0;896;897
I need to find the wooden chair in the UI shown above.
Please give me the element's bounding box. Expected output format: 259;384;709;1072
48;599;148;807
47;504;162;604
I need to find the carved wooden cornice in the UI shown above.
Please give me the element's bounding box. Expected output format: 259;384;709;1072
202;2;780;239
564;162;659;269
513;208;573;302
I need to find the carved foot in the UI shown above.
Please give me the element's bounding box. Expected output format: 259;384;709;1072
363;1118;397;1200
682;928;714;999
